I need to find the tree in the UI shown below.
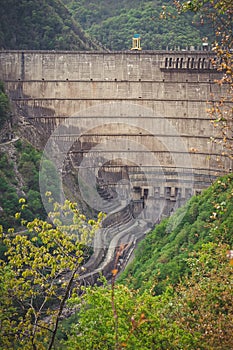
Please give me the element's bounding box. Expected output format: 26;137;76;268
0;196;102;349
174;0;233;160
61;280;197;350
170;242;233;349
61;242;233;350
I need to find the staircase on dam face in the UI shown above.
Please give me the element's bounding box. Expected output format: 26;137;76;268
79;158;214;286
79;172;151;286
79;213;150;285
96;176;120;213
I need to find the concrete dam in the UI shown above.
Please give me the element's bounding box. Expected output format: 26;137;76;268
0;50;232;280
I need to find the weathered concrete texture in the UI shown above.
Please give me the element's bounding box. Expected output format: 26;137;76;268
5;80;222;100
0;50;232;222
0;51;218;81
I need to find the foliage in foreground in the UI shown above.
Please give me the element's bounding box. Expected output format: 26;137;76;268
0;176;232;349
60;242;233;350
59;175;233;349
0;198;102;350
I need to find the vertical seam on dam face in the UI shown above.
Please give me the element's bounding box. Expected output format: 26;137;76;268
21;52;25;81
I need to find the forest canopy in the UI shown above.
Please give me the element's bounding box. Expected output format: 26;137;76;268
0;0;101;50
64;0;215;50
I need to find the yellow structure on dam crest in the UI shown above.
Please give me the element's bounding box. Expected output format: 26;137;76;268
131;34;142;51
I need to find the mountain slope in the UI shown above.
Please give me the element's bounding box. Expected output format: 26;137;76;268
65;0;214;50
118;173;233;294
0;0;103;50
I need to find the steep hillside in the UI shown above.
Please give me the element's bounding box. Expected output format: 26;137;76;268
0;77;95;232
0;135;96;230
0;139;47;229
57;173;233;349
119;173;233;294
0;0;103;50
65;0;213;50
0;82;10;127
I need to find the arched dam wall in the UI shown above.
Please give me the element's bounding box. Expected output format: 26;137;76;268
0;50;232;222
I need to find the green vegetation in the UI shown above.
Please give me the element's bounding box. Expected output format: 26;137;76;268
0;152;19;229
119;174;233;294
65;0;214;50
0;82;10;129
61;241;232;350
0;199;101;350
0;140;48;229
1;175;232;349
0;1;232;349
0;0;101;50
57;175;233;349
0;82;52;230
